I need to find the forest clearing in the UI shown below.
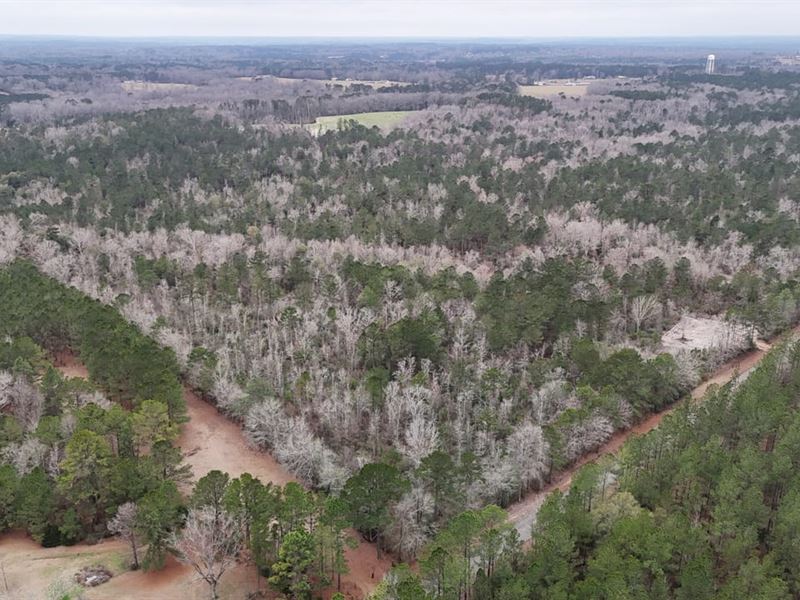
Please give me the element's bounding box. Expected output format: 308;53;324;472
323;79;411;90
306;110;414;134
241;76;410;89
121;81;198;93
518;82;591;97
661;315;754;354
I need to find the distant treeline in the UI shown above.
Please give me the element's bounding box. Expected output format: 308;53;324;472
669;69;800;90
0;92;49;112
609;90;669;101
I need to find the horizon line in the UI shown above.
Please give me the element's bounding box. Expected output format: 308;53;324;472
3;33;800;42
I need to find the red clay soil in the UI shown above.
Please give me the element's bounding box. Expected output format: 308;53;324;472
24;329;797;596
30;352;391;599
52;351;90;379
179;388;296;488
179;386;393;597
507;325;800;541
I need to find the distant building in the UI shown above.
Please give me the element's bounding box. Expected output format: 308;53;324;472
776;53;800;66
705;54;716;75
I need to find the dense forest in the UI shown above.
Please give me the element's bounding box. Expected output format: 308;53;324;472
2;38;800;599
375;338;800;599
0;262;372;598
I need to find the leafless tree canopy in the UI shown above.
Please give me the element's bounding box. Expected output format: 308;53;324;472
170;507;243;600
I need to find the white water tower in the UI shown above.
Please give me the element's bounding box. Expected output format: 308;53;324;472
705;54;716;75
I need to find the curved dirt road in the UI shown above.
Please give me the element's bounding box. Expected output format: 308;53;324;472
180;388;296;488
507;327;800;540
178;386;392;598
9;331;797;597
1;354;390;600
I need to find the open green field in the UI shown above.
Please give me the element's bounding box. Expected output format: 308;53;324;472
518;83;589;97
307;110;414;134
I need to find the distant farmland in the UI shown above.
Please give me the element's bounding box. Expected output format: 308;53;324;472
307;110;414;134
240;76;410;89
518;82;590;97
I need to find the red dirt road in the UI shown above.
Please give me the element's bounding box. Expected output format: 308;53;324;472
21;330;797;597
179;388;296;488
12;353;391;600
507;327;800;540
179;386;392;598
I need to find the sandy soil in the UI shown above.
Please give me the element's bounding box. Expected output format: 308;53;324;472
0;531;127;600
661;314;752;354
52;351;90;379
507;324;800;540
1;353;388;600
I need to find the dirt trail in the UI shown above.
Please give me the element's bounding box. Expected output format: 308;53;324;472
51;354;296;489
178;386;392;597
507;325;800;540
179;388;296;488
19;331;796;596
0;353;390;600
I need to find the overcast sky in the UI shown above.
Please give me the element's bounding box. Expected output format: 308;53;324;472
2;0;800;39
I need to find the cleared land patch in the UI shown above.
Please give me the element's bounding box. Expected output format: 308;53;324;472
325;78;410;89
661;314;753;355
518;82;590;97
307;110;413;134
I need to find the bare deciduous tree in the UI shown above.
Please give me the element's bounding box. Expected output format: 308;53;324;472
171;507;242;600
629;295;660;333
0;376;44;432
108;502;141;570
506;421;549;494
402;415;439;467
1;438;48;475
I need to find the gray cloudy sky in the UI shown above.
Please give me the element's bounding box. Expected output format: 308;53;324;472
2;0;800;38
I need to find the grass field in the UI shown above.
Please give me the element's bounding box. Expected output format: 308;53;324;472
518;83;589;97
307;110;414;134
